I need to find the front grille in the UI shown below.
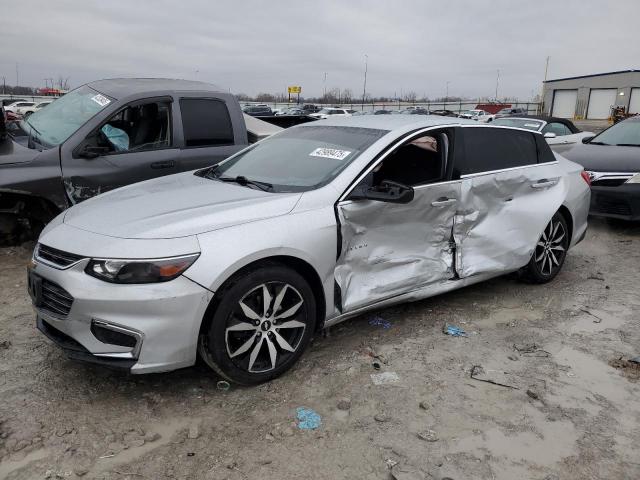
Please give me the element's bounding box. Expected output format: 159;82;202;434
36;244;84;269
591;178;629;187
40;279;74;318
591;197;632;216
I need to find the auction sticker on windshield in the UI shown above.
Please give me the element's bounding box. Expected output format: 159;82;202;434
310;148;351;160
91;94;111;107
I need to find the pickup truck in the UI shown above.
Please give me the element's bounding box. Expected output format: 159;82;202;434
0;78;283;244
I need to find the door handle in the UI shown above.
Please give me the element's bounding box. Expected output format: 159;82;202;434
531;179;558;189
150;160;176;169
431;197;457;207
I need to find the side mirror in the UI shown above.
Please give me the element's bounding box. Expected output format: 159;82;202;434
543;132;557;139
350;180;414;204
78;144;109;159
582;135;595;144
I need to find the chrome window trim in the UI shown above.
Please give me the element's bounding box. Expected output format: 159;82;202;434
460;161;558;179
339;124;459;202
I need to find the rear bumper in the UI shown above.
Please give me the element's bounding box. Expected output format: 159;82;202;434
590;184;640;221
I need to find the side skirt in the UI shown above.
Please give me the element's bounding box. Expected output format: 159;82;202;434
323;269;514;329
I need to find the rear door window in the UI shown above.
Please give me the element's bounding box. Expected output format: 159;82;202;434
454;127;539;178
542;122;571;136
180;98;234;147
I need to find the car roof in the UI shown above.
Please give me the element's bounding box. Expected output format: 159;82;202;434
495;115;580;132
310;114;478;131
86;78;223;100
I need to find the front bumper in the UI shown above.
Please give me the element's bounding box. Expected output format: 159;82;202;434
590;184;640;221
30;258;213;374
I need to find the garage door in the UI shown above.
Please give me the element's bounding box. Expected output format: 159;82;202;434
587;89;617;119
551;90;577;118
629;88;640;114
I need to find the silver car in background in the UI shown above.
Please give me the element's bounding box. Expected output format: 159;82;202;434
28;116;590;384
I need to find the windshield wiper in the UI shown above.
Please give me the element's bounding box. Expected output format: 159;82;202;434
588;141;610;146
216;175;273;191
615;143;640;147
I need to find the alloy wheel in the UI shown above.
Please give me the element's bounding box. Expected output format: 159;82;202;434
534;218;567;276
225;282;306;373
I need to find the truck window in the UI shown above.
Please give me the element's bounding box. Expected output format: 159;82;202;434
180;98;234;147
97;100;171;153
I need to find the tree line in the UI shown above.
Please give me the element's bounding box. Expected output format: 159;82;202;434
235;88;520;104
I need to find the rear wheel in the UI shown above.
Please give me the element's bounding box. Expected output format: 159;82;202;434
198;264;316;385
520;212;569;283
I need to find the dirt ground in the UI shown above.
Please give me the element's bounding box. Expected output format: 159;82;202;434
0;217;639;480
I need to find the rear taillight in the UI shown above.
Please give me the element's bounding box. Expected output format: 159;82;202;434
581;171;591;186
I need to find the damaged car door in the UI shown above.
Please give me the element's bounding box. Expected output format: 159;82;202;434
335;128;460;312
60;97;179;203
453;126;565;277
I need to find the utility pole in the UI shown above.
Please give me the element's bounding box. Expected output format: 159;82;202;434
540;56;550;114
495;69;500;101
323;72;327;102
2;76;5;95
16;63;19;87
361;54;368;111
446;81;450;103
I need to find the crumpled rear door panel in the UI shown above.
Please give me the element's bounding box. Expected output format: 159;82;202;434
335;182;460;312
453;164;566;277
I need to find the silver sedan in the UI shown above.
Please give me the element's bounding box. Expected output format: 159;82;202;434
28;115;590;384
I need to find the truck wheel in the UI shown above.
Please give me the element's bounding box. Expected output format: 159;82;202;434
198;264;316;385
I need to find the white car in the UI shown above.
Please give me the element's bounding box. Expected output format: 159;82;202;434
4;101;37;115
29;116;590;384
491;117;595;154
22;100;54;117
309;108;353;119
459;109;495;123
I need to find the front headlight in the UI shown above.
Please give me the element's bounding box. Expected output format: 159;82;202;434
85;254;199;284
625;173;640;184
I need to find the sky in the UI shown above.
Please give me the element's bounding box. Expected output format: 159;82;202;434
2;0;639;100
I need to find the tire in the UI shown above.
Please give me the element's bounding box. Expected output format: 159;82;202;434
520;212;569;284
198;264;316;385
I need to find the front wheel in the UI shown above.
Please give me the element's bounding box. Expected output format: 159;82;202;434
520;212;569;283
198;264;316;385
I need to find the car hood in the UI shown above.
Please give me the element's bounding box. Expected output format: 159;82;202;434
0;137;40;165
63;171;303;239
562;143;640;172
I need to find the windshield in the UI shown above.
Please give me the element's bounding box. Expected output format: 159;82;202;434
492;118;543;131
591;119;640;146
24;85;113;148
207;125;388;192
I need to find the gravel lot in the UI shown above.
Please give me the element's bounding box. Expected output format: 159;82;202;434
0;217;639;480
